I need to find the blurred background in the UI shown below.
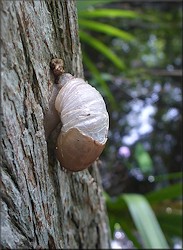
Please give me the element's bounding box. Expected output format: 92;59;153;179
77;1;182;249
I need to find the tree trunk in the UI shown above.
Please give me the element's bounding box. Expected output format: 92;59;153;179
1;1;111;249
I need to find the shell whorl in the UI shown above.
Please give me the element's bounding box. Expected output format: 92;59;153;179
55;76;109;145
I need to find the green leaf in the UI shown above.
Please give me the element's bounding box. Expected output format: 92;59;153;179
78;8;140;19
77;0;116;12
154;172;182;182
79;30;126;70
82;52;118;109
157;213;182;237
123;194;169;249
134;143;153;174
79;19;135;41
146;182;182;204
118;221;142;248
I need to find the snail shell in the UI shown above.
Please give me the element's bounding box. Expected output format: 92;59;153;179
45;73;109;172
55;74;109;171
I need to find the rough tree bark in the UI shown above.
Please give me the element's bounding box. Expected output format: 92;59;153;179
1;1;111;249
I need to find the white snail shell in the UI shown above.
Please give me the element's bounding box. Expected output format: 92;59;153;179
54;73;109;172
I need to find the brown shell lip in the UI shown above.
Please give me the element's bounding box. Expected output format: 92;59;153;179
55;127;106;172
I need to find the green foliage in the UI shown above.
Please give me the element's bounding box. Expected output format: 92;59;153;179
78;19;135;41
78;8;141;19
134;143;153;174
77;1;182;248
79;30;126;71
77;3;140;104
106;177;182;249
146;182;182;204
77;0;117;11
123;194;169;249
